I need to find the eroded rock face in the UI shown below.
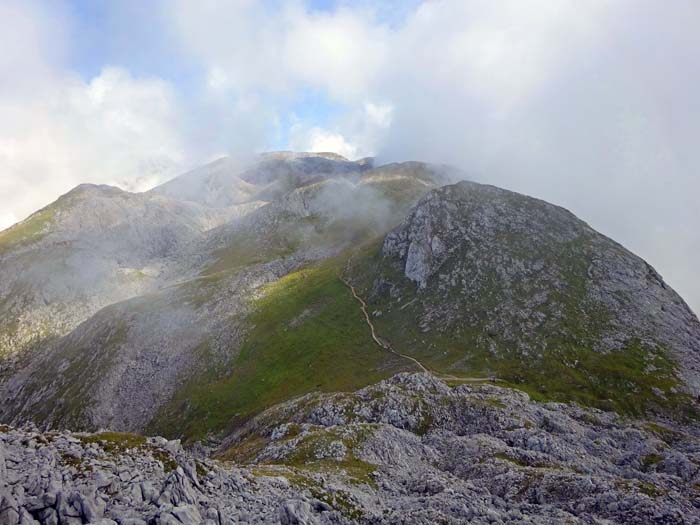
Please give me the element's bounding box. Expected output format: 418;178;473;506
221;373;700;524
380;181;700;396
5;373;699;524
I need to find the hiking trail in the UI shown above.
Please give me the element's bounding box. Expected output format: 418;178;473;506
339;257;498;383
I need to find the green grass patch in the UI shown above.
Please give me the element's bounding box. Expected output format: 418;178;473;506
260;466;367;519
0;208;54;254
266;424;378;482
78;431;147;453
638;481;666;498
151;258;404;441
60;452;93;473
643;422;684;444
493;452;529;467
77;431;180;473
220;434;270;463
444;339;693;417
235;425;378;519
152;449;179;473
641;453;664;471
205;229;299;275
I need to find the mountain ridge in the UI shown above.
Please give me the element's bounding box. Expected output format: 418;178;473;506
2;152;700;523
1;153;698;442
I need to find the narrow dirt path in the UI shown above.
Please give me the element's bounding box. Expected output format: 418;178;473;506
339;259;498;383
339;275;430;373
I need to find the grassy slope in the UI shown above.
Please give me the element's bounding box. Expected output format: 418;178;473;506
0;193;79;355
32;320;129;427
152;234;696;442
204;214;310;275
150;177;439;440
150;257;408;441
0;208;55;255
0;187;82;255
0;210;57;359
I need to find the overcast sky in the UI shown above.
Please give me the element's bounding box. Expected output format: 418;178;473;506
0;0;698;314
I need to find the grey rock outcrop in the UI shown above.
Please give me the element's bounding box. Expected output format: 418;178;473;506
223;373;700;524
0;425;318;525
3;373;700;524
378;181;700;401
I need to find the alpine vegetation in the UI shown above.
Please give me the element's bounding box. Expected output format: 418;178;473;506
0;153;699;524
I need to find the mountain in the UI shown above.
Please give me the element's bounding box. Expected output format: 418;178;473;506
150;152;372;207
0;154;452;436
1;152;699;523
0;183;253;359
367;182;700;415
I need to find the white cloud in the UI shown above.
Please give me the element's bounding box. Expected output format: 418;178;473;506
0;212;18;231
290;127;358;159
365;102;393;129
0;66;188;223
287;99;396;160
1;0;699;314
283;7;388;102
171;0;700;312
0;1;191;225
170;1;387;103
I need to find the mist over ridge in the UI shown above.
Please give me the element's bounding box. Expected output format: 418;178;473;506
1;0;699;314
2;3;700;523
2;149;700;523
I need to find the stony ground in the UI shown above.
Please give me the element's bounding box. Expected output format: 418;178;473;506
2;373;699;524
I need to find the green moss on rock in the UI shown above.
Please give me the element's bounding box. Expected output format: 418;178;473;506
0;208;55;254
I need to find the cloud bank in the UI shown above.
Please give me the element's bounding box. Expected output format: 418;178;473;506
1;0;698;313
0;1;195;229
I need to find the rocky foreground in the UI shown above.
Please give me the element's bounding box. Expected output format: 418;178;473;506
1;374;699;524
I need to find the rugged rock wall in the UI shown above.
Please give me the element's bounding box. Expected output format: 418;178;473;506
2;374;700;524
377;181;700;406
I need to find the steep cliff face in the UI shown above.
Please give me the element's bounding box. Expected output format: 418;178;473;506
371;181;700;416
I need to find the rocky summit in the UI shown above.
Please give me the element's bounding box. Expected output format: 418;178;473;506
0;152;699;524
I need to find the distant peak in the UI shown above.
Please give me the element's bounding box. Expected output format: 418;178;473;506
71;182;122;192
61;183;125;201
259;151;350;162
